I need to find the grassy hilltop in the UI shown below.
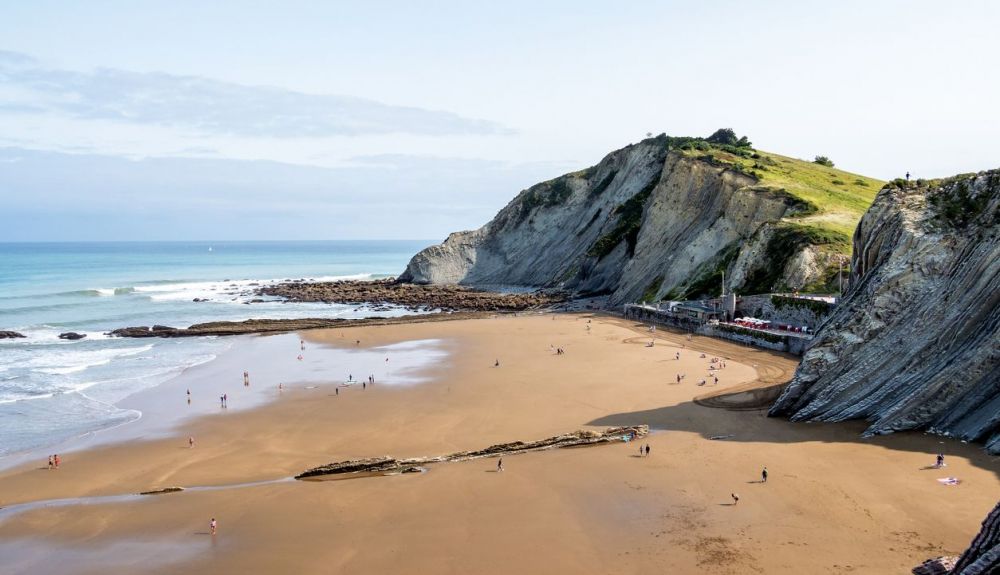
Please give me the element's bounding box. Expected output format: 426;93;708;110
658;130;884;293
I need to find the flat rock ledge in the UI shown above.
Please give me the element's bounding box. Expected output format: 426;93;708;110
0;331;26;339
138;487;185;495
108;311;488;338
259;278;565;312
296;425;648;480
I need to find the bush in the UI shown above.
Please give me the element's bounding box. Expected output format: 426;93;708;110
853;178;869;187
706;128;738;146
831;179;846;186
814;156;834;167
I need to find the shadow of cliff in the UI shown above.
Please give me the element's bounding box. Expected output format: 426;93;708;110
587;400;1000;480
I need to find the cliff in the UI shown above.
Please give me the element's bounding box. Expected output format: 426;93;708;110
770;171;1000;453
400;133;880;305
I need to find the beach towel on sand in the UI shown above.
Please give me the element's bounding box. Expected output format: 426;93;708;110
937;477;961;486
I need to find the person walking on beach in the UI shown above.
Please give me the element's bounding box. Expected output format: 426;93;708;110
210;518;217;535
48;455;54;470
497;458;503;472
645;444;650;457
731;493;739;505
54;454;60;469
223;393;227;407
639;445;644;457
495;359;500;367
189;436;195;448
220;395;224;407
936;454;945;468
363;381;366;390
761;467;768;483
335;387;339;396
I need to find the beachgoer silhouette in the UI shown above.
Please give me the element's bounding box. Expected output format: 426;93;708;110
48;455;54;470
54;454;60;469
936;454;945;468
906;171;911;181
497;458;503;472
762;467;767;483
362;381;366;390
495;359;500;367
335;387;339;396
189;436;195;448
645;445;650;457
731;493;739;505
210;518;217;535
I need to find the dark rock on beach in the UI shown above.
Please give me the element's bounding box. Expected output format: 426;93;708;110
257;278;564;313
0;331;26;339
296;425;648;479
58;332;86;340
109;312;488;339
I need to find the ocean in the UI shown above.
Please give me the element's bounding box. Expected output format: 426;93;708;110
0;240;433;459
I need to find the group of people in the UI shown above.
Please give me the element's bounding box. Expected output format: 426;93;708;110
46;454;60;469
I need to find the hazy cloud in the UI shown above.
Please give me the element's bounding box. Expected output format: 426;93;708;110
0;51;510;138
0;147;564;241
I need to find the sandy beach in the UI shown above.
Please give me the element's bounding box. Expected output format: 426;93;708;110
0;313;997;574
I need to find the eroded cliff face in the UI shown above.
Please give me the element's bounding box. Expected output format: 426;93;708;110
400;137;828;304
770;172;1000;453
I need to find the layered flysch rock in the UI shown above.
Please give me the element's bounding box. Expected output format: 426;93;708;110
950;500;1000;575
770;171;1000;453
400;136;833;305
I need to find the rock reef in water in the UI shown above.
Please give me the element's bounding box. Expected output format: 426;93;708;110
0;331;26;339
258;278;563;312
296;425;648;479
108;312;487;338
770;172;1000;453
58;332;86;340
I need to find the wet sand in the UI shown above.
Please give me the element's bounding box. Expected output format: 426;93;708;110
0;314;997;574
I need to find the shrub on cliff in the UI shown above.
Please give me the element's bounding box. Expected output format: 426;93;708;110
814;156;834;167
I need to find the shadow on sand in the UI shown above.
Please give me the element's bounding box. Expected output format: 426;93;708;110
586;399;1000;480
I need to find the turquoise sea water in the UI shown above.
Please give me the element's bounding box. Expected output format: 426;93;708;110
0;240;432;458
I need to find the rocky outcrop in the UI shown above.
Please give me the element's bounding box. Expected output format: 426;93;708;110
296;425;648;479
950;500;1000;574
258;278;564;311
770;172;1000;453
58;332;86;340
400;135;840;305
0;331;26;339
109;311;490;338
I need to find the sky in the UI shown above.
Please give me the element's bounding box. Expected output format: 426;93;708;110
1;0;998;241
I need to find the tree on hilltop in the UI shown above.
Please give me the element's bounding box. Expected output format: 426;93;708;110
706;128;753;148
814;156;834;167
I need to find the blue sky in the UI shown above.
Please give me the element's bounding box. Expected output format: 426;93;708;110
1;1;998;240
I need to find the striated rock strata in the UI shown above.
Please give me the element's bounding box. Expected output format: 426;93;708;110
296;425;648;479
771;171;1000;453
401;135;857;305
950;500;1000;575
